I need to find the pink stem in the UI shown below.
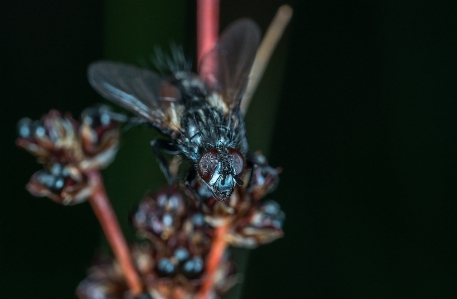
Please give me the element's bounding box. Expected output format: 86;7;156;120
87;170;143;296
197;0;220;71
196;2;223;298
198;221;229;299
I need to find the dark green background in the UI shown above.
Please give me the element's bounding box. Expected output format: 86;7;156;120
1;1;457;298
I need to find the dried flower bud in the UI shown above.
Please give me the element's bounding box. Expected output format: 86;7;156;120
132;187;213;254
247;152;281;201
27;164;91;205
132;187;187;240
226;200;285;248
16;105;121;204
79;105;122;170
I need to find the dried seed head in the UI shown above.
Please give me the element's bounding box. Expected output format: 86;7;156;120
132;187;187;240
27;165;91;205
247;151;281;201
77;244;236;299
16;105;121;204
132;187;213;258
226;199;285;248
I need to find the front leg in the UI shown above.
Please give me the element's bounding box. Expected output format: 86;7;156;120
150;139;182;185
184;166;205;205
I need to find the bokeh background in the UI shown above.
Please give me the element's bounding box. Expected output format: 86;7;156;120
2;1;457;298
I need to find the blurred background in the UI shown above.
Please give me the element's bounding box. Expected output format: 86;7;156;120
1;1;457;298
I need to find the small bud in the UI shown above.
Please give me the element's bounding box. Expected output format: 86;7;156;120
248;152;280;201
156;258;177;276
174;247;189;262
17;118;33;138
182;256;204;278
225;199;285;248
132;187;186;240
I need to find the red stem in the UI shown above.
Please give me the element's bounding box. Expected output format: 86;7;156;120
198;220;229;299
197;2;222;298
197;0;220;70
87;170;143;296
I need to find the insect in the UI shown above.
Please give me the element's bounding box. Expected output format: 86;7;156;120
87;19;260;201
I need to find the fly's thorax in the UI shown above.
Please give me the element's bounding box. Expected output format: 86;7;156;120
172;71;207;103
206;92;229;114
179;104;241;160
197;145;246;201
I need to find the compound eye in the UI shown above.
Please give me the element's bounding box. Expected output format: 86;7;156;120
197;148;219;182
228;148;245;175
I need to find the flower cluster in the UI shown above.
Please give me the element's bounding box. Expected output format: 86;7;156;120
77;151;284;299
16;108;285;299
78;187;236;299
77;244;235;299
16;106;121;205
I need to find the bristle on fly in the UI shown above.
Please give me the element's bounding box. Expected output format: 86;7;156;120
151;44;192;76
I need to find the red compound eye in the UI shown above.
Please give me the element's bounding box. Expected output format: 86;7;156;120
198;148;219;182
228;148;245;175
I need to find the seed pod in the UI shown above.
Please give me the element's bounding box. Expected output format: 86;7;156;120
131;187;186;241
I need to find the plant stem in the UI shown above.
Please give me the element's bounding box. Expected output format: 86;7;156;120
241;5;293;115
196;2;224;298
199;220;229;299
197;0;219;68
87;170;143;296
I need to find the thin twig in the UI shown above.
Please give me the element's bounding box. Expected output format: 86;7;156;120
199;220;229;299
87;170;143;296
197;0;220;69
241;5;293;115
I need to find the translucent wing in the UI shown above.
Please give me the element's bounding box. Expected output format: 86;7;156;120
88;61;182;134
199;19;261;110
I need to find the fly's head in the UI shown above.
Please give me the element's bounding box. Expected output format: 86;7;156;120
197;146;245;201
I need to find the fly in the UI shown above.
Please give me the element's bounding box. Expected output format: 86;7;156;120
87;19;260;201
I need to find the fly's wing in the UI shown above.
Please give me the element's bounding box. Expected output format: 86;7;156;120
88;61;182;135
199;19;261;111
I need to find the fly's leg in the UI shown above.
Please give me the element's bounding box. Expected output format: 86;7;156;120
150;139;182;185
184;167;203;205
